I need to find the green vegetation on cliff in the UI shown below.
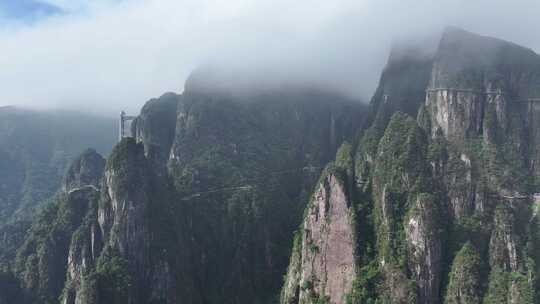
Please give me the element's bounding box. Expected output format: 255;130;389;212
444;243;482;304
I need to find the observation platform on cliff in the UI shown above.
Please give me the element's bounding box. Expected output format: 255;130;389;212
119;111;136;141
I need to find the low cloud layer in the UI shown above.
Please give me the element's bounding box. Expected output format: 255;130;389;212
1;0;540;114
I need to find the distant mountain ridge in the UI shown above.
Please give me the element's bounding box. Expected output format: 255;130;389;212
0;107;116;224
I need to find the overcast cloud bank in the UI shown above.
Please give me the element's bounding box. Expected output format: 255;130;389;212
1;0;540;113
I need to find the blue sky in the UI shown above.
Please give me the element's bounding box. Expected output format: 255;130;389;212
0;0;120;23
0;0;63;22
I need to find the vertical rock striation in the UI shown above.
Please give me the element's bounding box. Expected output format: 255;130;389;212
281;144;356;304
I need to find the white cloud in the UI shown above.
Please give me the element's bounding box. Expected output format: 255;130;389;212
1;0;540;114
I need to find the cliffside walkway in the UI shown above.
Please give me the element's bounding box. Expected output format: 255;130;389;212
425;88;540;103
67;184;99;194
489;193;540;201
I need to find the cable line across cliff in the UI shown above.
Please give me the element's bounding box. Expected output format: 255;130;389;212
179;165;322;200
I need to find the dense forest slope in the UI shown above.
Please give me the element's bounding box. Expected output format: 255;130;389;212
282;27;540;304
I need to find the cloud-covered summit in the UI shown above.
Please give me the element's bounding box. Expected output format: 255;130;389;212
1;0;539;114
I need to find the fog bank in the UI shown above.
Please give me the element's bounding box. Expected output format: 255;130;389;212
1;0;539;113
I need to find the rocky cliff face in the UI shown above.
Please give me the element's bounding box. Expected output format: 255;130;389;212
369;113;440;304
98;140;155;303
444;242;482;304
405;194;441;304
0;110;115;295
154;85;364;303
132;93;178;168
9;150;104;304
282;28;540;304
63;149;105;192
281;144;357;304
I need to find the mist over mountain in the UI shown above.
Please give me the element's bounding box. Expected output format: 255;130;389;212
1;0;540;113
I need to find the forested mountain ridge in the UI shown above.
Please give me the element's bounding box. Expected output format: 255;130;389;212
282;27;540;304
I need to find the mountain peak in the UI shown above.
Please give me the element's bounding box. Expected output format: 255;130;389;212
63;148;105;192
439;26;506;54
430;27;540;91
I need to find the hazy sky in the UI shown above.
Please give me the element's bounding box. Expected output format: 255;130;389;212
1;0;539;114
